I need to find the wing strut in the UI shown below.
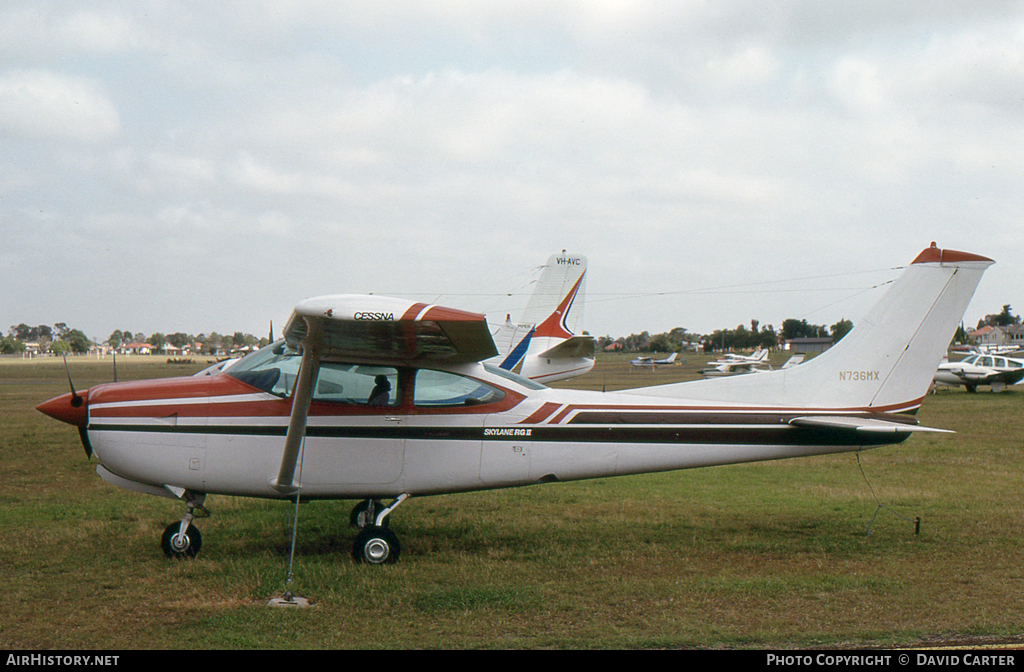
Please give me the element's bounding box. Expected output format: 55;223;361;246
272;317;323;494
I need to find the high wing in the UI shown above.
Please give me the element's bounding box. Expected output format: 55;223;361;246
284;295;498;365
273;295;498;492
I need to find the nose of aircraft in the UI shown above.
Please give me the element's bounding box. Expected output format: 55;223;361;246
36;390;89;428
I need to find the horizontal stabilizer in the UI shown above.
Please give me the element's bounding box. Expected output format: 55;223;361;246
537;335;596;360
788;416;953;434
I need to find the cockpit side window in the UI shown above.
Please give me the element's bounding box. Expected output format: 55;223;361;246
314;363;399;407
413;369;505;407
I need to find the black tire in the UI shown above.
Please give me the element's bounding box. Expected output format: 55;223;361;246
352;526;400;565
349;499;388;529
161;522;202;559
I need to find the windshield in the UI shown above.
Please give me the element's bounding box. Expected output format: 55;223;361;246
226;340;301;397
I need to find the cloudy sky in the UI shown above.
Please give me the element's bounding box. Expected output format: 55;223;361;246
3;1;1023;344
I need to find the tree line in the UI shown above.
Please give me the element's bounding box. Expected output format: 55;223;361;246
5;305;1016;358
600;304;1019;355
596;317;854;354
2;323;269;356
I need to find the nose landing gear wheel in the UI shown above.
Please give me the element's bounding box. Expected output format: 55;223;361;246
353;526;400;565
161;522;203;559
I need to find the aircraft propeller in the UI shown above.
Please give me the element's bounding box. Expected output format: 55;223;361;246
61;354;93;459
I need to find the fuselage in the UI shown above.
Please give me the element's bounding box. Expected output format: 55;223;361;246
44;357;910;502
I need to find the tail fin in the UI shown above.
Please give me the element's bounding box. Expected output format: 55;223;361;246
492;252;592;380
521;252;587;340
632;244;993;412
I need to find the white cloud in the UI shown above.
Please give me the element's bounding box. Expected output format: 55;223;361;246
0;7;142;58
2;2;1024;339
0;69;120;142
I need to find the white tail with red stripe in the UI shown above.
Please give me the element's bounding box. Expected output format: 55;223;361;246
630;244;994;413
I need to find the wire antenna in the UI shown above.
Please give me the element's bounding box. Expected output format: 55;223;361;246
267;437;311;608
856;453;921;537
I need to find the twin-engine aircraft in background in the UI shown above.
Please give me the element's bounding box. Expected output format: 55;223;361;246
700;348;771;377
38;244;992;565
700;350;807;378
933;352;1024;392
488;252;595;383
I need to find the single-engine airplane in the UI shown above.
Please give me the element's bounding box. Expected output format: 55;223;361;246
630;352;679;369
489;252;595;383
38;243;991;565
933;352;1024;392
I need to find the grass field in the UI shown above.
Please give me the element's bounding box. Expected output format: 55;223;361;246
2;353;1023;649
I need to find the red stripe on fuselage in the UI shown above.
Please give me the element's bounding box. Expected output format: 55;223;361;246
88;373;527;420
520;402;563;424
543;397;925;425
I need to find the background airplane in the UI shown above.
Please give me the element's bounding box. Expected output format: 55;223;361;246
488;252;595;383
700;348;771;377
934;352;1024;392
630;352;679;369
36;243;992;566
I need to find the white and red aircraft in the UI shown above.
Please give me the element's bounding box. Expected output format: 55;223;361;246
38;244;991;565
488;252;595;383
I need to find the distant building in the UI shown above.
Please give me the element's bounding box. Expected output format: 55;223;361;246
972;324;1024;348
785;337;833;354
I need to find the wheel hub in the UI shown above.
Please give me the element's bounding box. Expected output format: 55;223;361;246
364;538;390;563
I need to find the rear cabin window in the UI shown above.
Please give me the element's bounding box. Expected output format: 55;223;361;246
413;370;505;408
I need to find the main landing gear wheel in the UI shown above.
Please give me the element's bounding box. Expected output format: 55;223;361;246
161;521;202;559
350;494;410;565
352;526;400;565
349;499;387;529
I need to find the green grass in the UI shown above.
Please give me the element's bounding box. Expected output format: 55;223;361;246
2;354;1023;648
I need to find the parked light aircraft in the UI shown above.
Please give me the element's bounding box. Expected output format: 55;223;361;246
700;348;772;377
630;353;679;369
488;252;595;383
37;244;991;565
933;353;1024;392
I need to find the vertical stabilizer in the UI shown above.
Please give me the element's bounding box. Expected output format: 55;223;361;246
521;252;587;339
630;244;993;412
489;252;594;382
